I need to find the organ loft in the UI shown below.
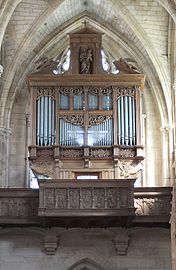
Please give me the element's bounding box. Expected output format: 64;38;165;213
28;27;145;183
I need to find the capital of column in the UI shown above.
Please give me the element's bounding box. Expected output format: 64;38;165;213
0;65;3;77
160;125;174;133
0;126;12;140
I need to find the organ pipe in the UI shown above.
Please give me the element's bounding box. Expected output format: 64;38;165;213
36;96;55;146
117;95;136;146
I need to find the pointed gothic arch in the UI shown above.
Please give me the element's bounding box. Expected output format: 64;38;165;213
67;258;106;270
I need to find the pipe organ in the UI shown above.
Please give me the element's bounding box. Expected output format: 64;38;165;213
28;27;145;181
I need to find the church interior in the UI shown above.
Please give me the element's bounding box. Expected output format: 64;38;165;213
0;0;176;269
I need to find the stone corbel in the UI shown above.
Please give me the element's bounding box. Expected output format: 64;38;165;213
113;230;129;256
43;232;59;255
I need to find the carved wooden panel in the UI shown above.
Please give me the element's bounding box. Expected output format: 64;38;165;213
106;188;118;208
134;197;171;216
0;189;39;224
94;188;105;208
69;188;80;208
38;179;136;218
45;189;55;209
81;188;92;208
55;188;67;209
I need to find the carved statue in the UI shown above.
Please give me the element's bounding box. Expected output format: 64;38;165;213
79;47;93;74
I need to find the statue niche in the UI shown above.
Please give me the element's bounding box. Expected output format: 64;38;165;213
79;47;93;74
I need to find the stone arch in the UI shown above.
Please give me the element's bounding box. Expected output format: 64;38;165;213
0;0;171;128
67;258;106;270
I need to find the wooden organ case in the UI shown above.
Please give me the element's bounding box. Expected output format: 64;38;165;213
28;28;145;225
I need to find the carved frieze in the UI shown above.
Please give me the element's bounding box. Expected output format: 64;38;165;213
0;197;38;217
59;86;84;95
60;148;84;158
60;115;84;126
40;185;133;211
88;115;112;127
37;147;54;157
118;148;136;158
90;148;112;158
88;86;112;95
115;86;136;98
135;197;171;216
35;86;56;99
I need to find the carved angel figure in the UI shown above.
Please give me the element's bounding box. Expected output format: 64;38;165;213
113;58;140;74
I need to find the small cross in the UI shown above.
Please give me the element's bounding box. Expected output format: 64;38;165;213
82;20;87;28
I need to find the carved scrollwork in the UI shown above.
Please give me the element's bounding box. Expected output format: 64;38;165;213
60;148;84;158
118;161;143;178
60;86;83;95
88;86;112;95
90;148;111;158
35;86;56;99
88;115;112;127
119;148;136;158
115;87;137;98
61;114;84;126
37;147;54;157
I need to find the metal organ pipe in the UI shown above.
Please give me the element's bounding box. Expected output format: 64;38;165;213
40;97;44;145
132;97;136;145
117;95;136;146
124;96;129;145
120;97;125;145
129;97;133;146
36;96;55;146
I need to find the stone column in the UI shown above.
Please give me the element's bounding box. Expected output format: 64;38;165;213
160;126;173;186
0;126;11;187
171;186;176;270
0;64;3;77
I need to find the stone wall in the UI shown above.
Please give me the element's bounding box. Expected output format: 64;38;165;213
0;227;171;270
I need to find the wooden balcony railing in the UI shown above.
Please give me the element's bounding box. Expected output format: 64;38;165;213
134;187;172;224
0;185;172;226
38;179;135;218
